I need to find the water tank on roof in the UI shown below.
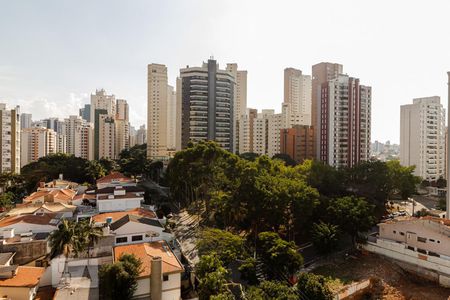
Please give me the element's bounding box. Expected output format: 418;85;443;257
106;217;113;224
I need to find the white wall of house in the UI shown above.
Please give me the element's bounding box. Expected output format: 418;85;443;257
0;285;38;300
97;198;142;212
0;223;57;235
134;273;181;300
111;221;173;245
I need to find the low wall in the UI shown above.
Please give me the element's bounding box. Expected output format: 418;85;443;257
0;239;48;264
334;279;372;300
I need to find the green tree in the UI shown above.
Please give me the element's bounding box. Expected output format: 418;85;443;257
246;280;298;300
387;160;421;199
328;196;375;244
238;257;258;285
0;192;14;209
297;273;333;300
49;219;75;258
257;232;303;279
197;228;246;265
118;144;151;177
297;160;345;197
85;160;106;183
98;157;117;174
311;222;340;254
272;153;297;167
239;152;260;161
436;176;447;189
99;254;142;300
196;254;230;300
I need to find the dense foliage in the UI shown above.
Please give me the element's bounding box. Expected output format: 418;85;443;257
99;254;142;300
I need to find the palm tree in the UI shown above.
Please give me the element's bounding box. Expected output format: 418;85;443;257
49;219;75;258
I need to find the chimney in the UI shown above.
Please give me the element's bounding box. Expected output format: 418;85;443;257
3;228;15;239
150;256;162;300
59;173;63;180
39;182;45;188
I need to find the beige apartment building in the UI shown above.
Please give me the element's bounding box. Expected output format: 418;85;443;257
226;63;247;153
147;64;169;159
64;115;94;160
166;85;177;150
21;127;57;166
0;103;20;173
284;68;312;124
400;96;445;181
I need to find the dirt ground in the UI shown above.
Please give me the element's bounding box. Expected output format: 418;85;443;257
312;252;450;300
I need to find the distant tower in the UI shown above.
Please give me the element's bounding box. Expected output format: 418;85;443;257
447;72;450;219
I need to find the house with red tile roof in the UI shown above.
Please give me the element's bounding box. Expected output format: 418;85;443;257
23;189;76;205
0;214;61;236
0;266;45;300
96;172;136;189
114;241;183;299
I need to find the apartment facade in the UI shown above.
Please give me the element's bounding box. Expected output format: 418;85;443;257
147;64;169;159
91;89;117;160
284;68;312;121
166;85;177;150
238;108;258;154
64;115;94;160
318;74;371;168
0;104;20;173
226;63;247;153
180;58;235;151
280;125;315;163
400;96;445;181
312;62;344;159
21;127;57;166
20;113;32;129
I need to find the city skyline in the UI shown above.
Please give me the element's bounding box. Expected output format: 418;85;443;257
2;1;450;143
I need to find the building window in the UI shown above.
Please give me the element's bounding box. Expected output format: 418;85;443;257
393;231;396;234
417;248;427;254
407;246;414;251
400;232;405;236
429;239;435;242
163;275;169;281
116;237;127;244
417;237;427;243
132;235;143;242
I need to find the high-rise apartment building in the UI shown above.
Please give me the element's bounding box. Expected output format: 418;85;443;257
64;115;94;160
179;58;235;151
147;64;169;159
238;108;258;154
400;96;445;181
79;104;91;122
226;63;247;152
167;85;177;150
21;127;57;167
280;125;315;163
318;74;371;168
20;113;32;129
136;125;147;146
0;104;20;173
312;62;343;158
284;68;312;123
115;99;130;156
91;89;116;160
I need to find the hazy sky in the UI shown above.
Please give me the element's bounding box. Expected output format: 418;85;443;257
1;0;450;143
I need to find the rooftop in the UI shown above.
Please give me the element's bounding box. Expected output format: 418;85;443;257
0;213;58;228
109;214;163;231
0;252;15;265
97;192;143;201
7;202;76;216
114;241;183;278
23;189;76;203
92;208;157;224
96;172;134;184
0;266;45;287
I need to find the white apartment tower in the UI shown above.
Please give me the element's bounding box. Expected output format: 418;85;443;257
166;85;177;150
64;115;94;160
0;104;20;173
401;96;446;181
284;68;312;125
20;113;32;129
226;63;247;153
91;89;116;160
147;64;169;159
21;127;57;166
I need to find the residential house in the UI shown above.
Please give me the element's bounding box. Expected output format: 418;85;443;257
91;208;157;226
113;241;183;299
23;189;76;205
106;214;172;246
95;186;144;213
7;202;76;218
96;172;136;189
0;253;15;266
0;214;61;235
0;266;45;300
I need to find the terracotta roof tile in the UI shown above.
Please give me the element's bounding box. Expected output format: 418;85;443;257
92;208;157;223
0;214;57;227
0;266;45;287
114;241;183;278
96;172;133;184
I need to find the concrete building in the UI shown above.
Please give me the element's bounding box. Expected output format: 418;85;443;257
136;125;147;145
238;108;257;154
20;113;32;129
0;103;20;173
91;89;116;160
363;217;450;287
280;125;315;163
318;74;371;168
64;115;93;160
79;104;91;122
447;72;450;219
284;68;312;122
20;127;57;167
147;64;169;159
226;63;247;153
312;62;344;159
400;96;445;181
115;99;130;156
166;85;177;150
180;58;235;151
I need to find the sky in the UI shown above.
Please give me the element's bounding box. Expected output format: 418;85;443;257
1;0;450;144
